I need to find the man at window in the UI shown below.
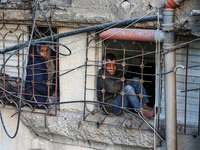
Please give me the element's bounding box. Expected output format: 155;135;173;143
97;53;155;119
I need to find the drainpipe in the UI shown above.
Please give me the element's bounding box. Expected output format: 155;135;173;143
162;0;184;150
162;8;177;150
100;28;165;42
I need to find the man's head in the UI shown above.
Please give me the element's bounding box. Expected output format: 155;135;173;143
39;45;51;61
104;53;117;75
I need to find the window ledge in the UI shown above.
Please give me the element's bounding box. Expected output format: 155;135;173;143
20;108;161;149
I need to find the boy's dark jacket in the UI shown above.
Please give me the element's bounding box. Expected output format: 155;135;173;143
97;68;122;112
25;54;54;106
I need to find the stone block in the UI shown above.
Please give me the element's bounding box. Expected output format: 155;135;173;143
3;10;31;20
21;109;161;150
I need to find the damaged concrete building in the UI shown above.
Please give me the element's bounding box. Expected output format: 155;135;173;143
0;0;200;150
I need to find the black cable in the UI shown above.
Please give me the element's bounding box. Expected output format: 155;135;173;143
0;44;28;73
0;0;71;137
21;63;167;92
31;41;71;56
38;0;54;42
0;81;165;141
0;2;163;140
31;10;42;38
0;0;39;139
0;61;165;140
0;40;71;74
0;15;158;54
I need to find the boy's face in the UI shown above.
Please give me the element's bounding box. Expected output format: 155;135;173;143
105;59;117;75
39;46;50;61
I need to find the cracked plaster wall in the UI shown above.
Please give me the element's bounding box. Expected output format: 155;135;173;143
0;108;95;150
0;0;199;33
0;0;200;150
19;108;161;150
0;107;161;150
0;25;161;150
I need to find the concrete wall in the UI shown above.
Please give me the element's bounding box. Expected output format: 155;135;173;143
0;25;162;150
0;0;199;33
0;0;200;150
0;108;95;150
59;27;87;111
58;27;102;112
0;107;161;150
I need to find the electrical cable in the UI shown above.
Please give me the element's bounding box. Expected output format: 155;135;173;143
0;45;28;73
115;37;200;62
21;61;196;93
0;14;159;54
0;40;71;74
0;0;39;139
65;9;155;45
154;8;161;150
2;1;198;141
28;36;200;71
31;41;71;56
38;0;54;42
0;79;165;141
31;11;42;38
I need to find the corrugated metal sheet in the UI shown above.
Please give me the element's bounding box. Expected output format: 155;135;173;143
160;36;200;129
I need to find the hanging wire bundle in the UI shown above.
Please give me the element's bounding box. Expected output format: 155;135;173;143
0;0;200;144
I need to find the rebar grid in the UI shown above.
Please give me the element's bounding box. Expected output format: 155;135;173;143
0;3;199;141
0;24;58;116
83;34;156;129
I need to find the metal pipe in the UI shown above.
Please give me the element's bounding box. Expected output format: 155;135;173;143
184;45;189;134
164;0;179;9
162;8;177;150
198;85;200;135
0;15;159;54
164;0;184;9
100;28;165;42
162;0;185;149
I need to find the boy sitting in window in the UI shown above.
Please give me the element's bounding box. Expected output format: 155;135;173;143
97;53;155;119
25;44;58;108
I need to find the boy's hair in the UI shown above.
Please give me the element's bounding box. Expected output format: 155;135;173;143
36;43;50;54
103;53;116;61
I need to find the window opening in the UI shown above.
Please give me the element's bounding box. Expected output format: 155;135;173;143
101;40;155;111
24;26;59;115
0;25;59;116
83;36;157;128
